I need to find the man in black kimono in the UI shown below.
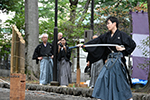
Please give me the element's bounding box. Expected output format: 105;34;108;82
79;16;136;100
32;34;53;85
57;37;71;86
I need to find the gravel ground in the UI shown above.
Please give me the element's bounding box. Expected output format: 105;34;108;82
0;88;97;100
0;88;9;100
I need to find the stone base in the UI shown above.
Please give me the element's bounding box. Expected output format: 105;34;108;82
10;73;26;100
68;83;88;88
1;82;150;99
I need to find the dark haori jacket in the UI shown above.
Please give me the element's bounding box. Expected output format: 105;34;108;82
57;45;71;62
32;42;53;64
84;29;136;63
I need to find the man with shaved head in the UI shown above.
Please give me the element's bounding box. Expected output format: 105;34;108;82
52;32;63;81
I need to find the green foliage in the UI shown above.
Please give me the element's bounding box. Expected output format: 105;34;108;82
58;20;88;46
2;0;25;32
0;0;148;51
39;19;54;43
0;0;24;59
94;0;147;35
38;0;89;46
38;0;71;43
5;8;25;31
0;0;23;13
0;28;11;58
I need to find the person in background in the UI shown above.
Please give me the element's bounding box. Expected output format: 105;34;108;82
57;32;63;43
57;37;71;87
85;35;99;73
87;35;104;89
32;33;53;85
52;32;63;46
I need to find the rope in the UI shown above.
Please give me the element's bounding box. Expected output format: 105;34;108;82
11;55;25;61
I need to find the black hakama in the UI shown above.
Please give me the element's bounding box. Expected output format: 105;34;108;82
58;46;72;86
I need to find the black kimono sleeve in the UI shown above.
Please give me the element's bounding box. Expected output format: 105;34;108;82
66;46;71;60
83;34;106;63
86;54;90;62
58;46;71;61
84;35;102;52
51;44;54;55
121;32;136;56
32;45;40;64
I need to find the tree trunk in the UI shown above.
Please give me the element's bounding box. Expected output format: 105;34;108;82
78;0;91;23
135;0;150;93
25;0;40;79
69;0;78;23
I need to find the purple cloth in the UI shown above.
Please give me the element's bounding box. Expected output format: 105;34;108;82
131;56;149;80
131;12;149;80
132;12;149;34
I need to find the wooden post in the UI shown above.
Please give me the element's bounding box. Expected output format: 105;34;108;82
68;41;87;88
76;41;80;84
10;25;26;100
